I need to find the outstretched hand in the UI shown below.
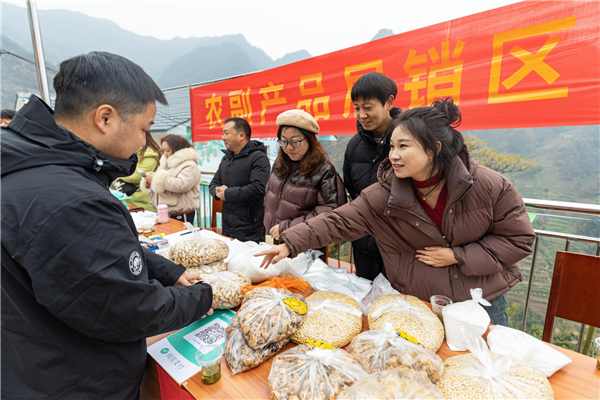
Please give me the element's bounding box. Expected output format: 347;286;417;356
254;244;290;269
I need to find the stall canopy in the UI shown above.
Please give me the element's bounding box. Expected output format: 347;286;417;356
190;0;599;142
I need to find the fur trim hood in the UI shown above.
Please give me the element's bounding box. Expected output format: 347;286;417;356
159;147;199;170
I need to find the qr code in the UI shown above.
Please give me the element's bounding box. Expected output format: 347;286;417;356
194;324;226;345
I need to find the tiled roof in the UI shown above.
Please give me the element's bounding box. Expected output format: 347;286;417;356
151;87;191;131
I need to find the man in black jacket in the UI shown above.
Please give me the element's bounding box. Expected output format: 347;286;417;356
1;52;215;399
210;117;270;242
343;72;402;280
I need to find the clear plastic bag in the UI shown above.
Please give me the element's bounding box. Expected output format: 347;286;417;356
237;287;306;349
224;315;289;374
186;260;227;275
442;288;491;351
368;294;444;353
337;369;445;400
487;325;572;377
268;344;368;400
200;271;251;309
437;326;554;399
347;322;444;383
291;291;363;348
359;273;400;315
168;238;229;267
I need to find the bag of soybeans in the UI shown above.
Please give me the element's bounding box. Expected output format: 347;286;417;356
347;322;444;383
368;294;444;352
291;291;362;348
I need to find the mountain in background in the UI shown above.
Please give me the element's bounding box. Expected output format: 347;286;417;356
0;3;312;108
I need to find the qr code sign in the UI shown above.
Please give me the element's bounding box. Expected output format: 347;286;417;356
194;324;226;345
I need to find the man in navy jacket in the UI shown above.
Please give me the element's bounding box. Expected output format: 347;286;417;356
1;52;214;399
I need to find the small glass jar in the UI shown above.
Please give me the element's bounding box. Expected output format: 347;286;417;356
195;345;223;385
430;295;453;322
157;204;169;224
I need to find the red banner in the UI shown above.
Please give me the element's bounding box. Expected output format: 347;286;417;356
191;1;600;142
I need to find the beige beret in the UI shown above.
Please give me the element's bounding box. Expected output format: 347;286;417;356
276;109;319;135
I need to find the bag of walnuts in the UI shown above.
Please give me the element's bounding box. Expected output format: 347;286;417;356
337;369;445;400
201;271;250;309
347;322;443;383
437;326;554;399
291;291;362;348
268;344;368;400
224;315;289;374
168;238;229;267
186;260;227;276
237;287;307;349
368;294;444;352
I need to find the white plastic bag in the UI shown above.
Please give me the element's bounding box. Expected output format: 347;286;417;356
359;273;400;315
487;325;572;377
228;243;316;283
438;326;553;399
442;288;491;351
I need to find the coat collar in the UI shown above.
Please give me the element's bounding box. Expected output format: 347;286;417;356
159;147;199;169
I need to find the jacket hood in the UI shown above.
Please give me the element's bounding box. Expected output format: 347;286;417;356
159;146;199;169
221;139;267;158
1;96;137;183
356;107;402;145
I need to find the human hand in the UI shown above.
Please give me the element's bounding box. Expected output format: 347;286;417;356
415;246;457;267
269;224;280;240
202;300;217;318
114;180;123;191
255;244;290;269
215;185;228;201
174;271;201;286
145;171;154;185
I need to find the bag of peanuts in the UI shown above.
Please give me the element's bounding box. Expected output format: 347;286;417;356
168;238;229;267
291;291;362;348
337;369;445;400
347;322;444;383
186;260;227;275
368;294;444;353
241;274;313;298
200;271;250;309
268;344;368;400
224;315;290;374
437;326;553;399
237;287;307;349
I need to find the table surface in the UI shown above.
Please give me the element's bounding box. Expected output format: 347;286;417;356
140;219;600;400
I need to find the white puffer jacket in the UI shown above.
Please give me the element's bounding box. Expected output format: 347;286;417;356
141;147;201;214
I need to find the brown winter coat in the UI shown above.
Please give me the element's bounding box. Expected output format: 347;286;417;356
264;160;346;234
280;155;535;302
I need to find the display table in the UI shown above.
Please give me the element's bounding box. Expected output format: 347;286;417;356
139;220;600;400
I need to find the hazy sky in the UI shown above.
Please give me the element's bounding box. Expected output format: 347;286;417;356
7;0;523;60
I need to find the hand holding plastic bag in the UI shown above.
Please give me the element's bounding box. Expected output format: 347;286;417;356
200;271;250;309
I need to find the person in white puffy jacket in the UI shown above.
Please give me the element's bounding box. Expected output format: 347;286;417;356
141;134;201;223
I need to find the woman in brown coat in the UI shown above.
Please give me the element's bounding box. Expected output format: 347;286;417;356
263;109;346;243
258;98;535;325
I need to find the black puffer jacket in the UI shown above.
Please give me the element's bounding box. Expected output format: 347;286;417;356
1;96;213;399
209;141;270;242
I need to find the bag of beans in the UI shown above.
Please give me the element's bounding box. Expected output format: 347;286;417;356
237;287;307;349
201;271;250;309
168;238;229;267
437;326;553;399
268;344;368;400
338;369;445;400
291;291;362;348
368;294;444;352
347;322;444;383
224;315;289;374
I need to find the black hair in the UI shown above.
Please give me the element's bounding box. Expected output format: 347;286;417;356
53;52;167;121
351;72;397;106
391;97;469;179
1;109;15;120
224;117;252;139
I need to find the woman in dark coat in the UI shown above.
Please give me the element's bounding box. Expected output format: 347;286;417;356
257;98;535;325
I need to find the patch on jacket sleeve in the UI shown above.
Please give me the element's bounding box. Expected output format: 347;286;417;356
129;251;143;276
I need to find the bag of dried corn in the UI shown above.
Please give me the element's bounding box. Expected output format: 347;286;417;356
347;322;443;383
290;291;362;348
224;315;289;374
437;326;553;399
338;369;445;400
201;271;250;309
268;344;368;400
237;287;307;349
368;294;444;353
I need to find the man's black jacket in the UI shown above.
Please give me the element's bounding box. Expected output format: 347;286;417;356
1;96;213;399
209;141;270;242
